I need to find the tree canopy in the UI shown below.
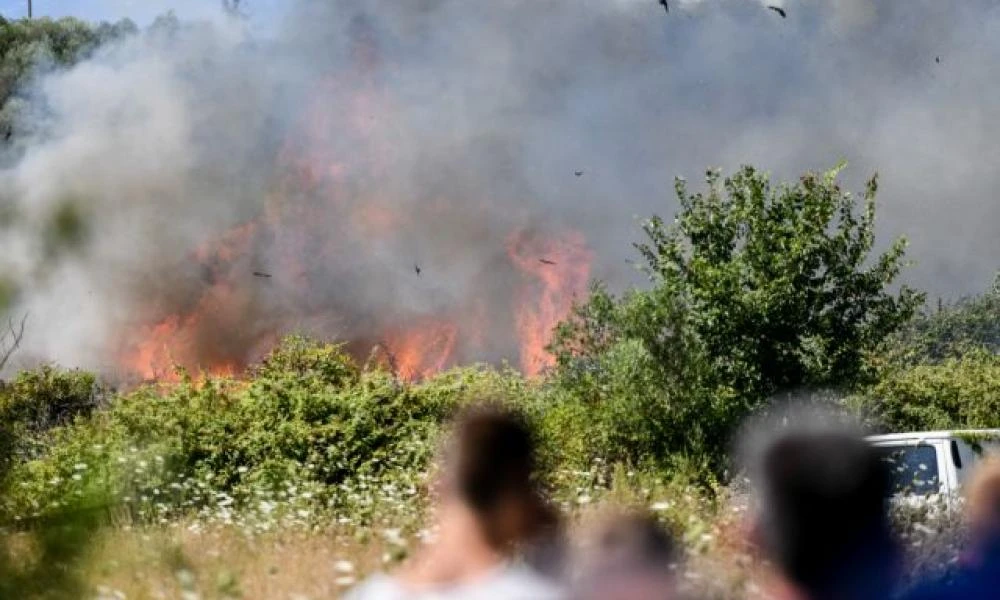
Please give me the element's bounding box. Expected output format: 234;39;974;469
551;164;924;467
0;16;136;144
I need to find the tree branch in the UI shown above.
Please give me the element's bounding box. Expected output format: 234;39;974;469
0;312;28;372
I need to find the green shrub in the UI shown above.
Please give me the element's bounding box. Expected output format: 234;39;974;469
888;276;1000;365
0;366;103;482
551;165;920;474
854;347;1000;432
0;366;103;433
0;338;545;525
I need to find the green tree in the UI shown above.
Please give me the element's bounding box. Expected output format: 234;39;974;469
551;164;923;467
0;16;136;144
888;275;1000;365
642;164;924;396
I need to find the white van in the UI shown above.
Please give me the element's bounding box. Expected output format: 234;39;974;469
866;430;1000;497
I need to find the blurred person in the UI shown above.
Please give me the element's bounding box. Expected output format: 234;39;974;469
905;454;1000;600
751;430;898;600
346;404;564;600
572;511;678;600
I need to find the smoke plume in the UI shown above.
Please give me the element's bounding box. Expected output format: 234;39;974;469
1;0;998;377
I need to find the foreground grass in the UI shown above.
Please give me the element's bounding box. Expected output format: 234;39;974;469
78;504;757;600
84;524;391;600
6;472;966;600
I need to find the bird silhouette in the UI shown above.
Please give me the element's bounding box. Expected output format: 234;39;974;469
935;56;941;64
539;259;557;265
659;0;668;14
574;170;584;177
767;5;786;18
414;264;422;276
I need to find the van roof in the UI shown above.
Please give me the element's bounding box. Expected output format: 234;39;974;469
866;429;1000;443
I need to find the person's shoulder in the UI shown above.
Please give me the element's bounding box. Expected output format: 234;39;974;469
343;574;408;600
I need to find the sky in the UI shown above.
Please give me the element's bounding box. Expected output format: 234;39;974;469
0;0;286;30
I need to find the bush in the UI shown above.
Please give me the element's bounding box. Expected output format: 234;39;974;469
0;366;103;480
889;276;1000;365
0;338;550;526
551;165;921;473
854;348;1000;433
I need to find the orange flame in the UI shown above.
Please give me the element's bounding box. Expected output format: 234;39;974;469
382;319;459;380
507;229;593;376
117;21;593;385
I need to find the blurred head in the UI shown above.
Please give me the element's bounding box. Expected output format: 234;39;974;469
965;454;1000;556
753;431;896;600
575;512;678;600
437;404;556;554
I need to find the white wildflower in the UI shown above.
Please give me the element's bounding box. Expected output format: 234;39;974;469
334;560;354;574
383;528;404;545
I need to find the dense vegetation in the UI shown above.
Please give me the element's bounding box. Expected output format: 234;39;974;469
3;161;996;527
548;164;922;472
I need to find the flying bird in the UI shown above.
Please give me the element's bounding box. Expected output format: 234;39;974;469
539;258;557;266
3;128;11;141
574;170;584;177
935;56;941;64
414;263;422;276
253;271;272;278
659;0;668;14
767;5;787;18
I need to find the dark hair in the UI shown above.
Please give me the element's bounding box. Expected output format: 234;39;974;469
757;431;896;600
593;512;677;570
445;404;557;553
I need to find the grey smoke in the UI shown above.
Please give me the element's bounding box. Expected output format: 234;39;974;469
1;0;998;375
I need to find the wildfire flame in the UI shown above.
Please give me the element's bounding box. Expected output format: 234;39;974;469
115;16;594;384
506;229;594;376
381;319;459;381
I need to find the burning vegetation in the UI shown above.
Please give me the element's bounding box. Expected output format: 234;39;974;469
115;18;592;382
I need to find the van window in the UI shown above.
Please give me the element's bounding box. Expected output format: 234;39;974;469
875;445;940;496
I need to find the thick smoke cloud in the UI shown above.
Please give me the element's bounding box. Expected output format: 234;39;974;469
1;0;998;374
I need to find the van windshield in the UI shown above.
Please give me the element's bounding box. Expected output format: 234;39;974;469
875;445;940;497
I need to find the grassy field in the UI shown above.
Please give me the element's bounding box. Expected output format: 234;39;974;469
63;491;963;600
76;504;753;600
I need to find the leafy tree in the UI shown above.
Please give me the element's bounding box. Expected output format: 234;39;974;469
851;275;1000;433
0;16;136;144
856;348;1000;433
551;164;923;467
888;275;1000;365
639;164;923;395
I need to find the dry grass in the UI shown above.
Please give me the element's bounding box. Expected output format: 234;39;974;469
61;482;970;599
83;524;401;600
80;500;764;600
